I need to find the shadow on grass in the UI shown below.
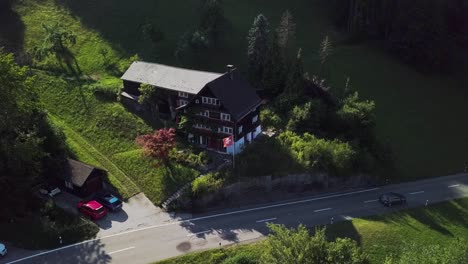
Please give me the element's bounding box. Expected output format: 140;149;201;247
0;1;25;55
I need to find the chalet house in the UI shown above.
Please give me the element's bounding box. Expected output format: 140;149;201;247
121;61;262;154
57;159;105;197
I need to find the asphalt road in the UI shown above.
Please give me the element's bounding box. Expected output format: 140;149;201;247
4;173;468;264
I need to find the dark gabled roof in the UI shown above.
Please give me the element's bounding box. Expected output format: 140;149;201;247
60;159;105;187
121;61;223;94
206;70;262;120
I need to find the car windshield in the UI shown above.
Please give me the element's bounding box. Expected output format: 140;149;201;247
95;206;105;213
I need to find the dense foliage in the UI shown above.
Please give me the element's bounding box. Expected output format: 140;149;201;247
329;0;467;72
261;224;368;264
247;14;270;88
191;172;225;198
136;128;177;164
0;51;66;219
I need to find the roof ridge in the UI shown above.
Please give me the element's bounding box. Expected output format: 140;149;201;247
133;61;223;76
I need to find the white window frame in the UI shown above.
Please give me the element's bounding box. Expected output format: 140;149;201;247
238;125;243;134
252;115;258;123
178;92;189;98
202;96;221;106
179;99;188;106
221;113;231;121
222;126;233;134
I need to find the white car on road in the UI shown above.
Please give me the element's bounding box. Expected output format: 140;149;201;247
0;243;7;257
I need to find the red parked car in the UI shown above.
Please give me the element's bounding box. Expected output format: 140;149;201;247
77;200;107;220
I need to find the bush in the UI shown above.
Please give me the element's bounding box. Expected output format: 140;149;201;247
191;172;224;197
278;131;356;176
260;108;283;129
222;252;259;264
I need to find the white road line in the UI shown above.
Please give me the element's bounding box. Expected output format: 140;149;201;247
187;230;211;237
364;199;378;203
448;184;460;188
6;187;380;264
409;191;425;195
314;208;332;213
108;246;135;255
256;217;277;223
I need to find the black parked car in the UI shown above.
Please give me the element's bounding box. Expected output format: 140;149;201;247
379;192;407;207
95;192;123;211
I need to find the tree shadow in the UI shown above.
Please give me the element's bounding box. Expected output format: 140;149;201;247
321;219;363;246
0;1;25;55
12;239;112;264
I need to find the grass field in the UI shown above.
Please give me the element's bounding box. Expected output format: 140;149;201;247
27;0;467;181
9;0;468;200
155;197;468;264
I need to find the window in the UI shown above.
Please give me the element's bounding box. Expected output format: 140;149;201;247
202;97;221;106
252;115;258;123
177;99;188;106
238;125;243;134
178;92;189;98
221;113;231;121
193;123;210;130
195;99;200;104
220;126;233;134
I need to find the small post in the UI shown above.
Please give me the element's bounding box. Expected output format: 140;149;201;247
59;236;63;245
464;163;467;173
330;217;334;225
425;200;429;207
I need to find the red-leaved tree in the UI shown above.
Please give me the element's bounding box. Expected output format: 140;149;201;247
136;128;176;163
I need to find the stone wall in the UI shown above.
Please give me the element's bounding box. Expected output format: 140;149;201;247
191;173;373;211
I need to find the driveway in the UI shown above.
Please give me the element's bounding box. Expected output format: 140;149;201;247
54;192;191;237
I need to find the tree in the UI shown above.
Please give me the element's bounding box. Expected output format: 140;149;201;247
138;83;160;120
34;22;76;60
0;50;66;219
136;128;176;164
319;35;333;77
337;91;376;142
284;48;305;96
199;0;226;41
262;33;286;95
247;14;270;88
276;10;296;57
141;23;165;45
261;224;368;264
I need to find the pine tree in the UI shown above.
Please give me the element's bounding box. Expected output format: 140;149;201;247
247;14;270;88
276;10;296;58
319;35;333;77
285;48;305;96
262;33;286;95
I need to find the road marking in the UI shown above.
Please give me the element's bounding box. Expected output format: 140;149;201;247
6;187;380;264
364;199;378;203
314;208;332;213
256;217;277;223
448;184;460;188
187;230;211;237
409;191;425;195
108;246;135;255
343;216;353;221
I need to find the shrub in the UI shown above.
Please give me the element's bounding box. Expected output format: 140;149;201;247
278;131;356;176
222;252;259;264
191;172;224;197
260;108;283;129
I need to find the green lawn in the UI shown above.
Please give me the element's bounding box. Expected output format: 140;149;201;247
20;0;466;181
155;197;468;264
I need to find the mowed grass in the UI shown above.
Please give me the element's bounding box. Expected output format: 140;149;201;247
155;197;468;264
45;0;468;180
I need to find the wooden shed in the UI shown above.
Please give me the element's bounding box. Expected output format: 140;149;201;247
59;159;105;197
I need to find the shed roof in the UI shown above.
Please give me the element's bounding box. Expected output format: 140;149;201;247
61;159;104;187
206;70;262;120
121;61;223;94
